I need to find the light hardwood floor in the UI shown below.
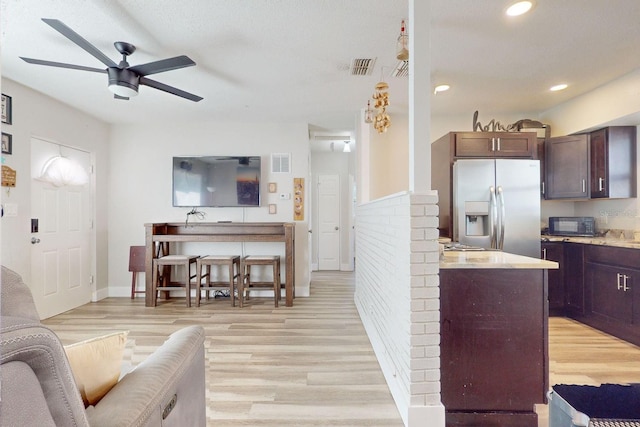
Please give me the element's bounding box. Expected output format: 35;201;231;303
43;272;640;427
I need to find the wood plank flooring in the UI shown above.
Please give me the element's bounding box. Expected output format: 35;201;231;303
44;271;404;427
43;272;640;427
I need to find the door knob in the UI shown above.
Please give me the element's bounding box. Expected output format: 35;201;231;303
31;237;41;244
334;227;339;230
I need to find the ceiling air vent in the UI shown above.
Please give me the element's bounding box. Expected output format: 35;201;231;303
271;153;291;173
391;60;409;78
350;58;376;76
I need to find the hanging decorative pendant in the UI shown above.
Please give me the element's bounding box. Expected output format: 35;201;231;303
396;20;409;61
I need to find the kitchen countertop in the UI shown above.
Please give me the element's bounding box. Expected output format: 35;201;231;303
440;250;559;270
541;235;640;249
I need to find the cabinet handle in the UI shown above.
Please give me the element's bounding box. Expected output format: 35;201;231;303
617;273;623;290
582;179;586;193
497;138;501;151
598;177;605;192
623;274;630;292
541;182;545;195
491;137;496;152
542;248;547;259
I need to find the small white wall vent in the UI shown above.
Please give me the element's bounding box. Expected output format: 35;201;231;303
350;58;376;76
271;153;291;173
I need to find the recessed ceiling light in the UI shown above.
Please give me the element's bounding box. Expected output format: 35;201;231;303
550;83;568;92
434;84;450;94
506;1;534;17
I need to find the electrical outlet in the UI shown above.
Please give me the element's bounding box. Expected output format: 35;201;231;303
279;193;291;200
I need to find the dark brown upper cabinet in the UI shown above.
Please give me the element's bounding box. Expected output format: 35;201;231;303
589;126;636;199
452;131;536;158
545;134;590;200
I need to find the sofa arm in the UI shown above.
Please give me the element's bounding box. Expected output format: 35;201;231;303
0;316;89;427
86;325;206;427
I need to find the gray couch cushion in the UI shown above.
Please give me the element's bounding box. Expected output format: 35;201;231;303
1;265;40;321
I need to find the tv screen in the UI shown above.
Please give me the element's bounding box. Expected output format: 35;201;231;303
172;156;261;207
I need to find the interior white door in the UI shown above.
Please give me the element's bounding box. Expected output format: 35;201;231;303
30;137;92;319
318;174;340;270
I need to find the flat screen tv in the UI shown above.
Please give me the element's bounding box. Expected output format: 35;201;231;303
172;156;261;207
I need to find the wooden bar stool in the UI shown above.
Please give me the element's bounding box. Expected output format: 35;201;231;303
240;255;281;308
195;255;241;307
152;255;199;307
129;245;146;299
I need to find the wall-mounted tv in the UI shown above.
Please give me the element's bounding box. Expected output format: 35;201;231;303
172;156;261;207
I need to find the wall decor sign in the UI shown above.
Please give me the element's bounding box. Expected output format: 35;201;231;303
1;133;12;155
268;182;277;193
1;165;16;187
293;177;304;221
1;94;12;125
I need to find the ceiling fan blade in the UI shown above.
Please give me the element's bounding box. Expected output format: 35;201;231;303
140;77;203;102
42;18;117;68
129;55;196;77
20;57;107;74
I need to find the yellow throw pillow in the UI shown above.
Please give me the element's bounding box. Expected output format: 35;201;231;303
64;331;129;407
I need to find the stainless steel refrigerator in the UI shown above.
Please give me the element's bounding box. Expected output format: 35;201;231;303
453;159;540;258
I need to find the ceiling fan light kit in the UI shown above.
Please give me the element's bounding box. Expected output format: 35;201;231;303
20;18;203;102
107;68;139;98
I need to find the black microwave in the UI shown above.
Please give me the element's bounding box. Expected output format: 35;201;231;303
548;216;596;237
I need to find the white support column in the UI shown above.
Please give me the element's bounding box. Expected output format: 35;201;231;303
409;0;431;192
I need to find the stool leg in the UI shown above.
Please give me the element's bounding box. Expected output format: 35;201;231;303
152;263;159;306
185;263;191;307
131;272;136;299
195;262;202;307
273;262;279;308
228;262;235;307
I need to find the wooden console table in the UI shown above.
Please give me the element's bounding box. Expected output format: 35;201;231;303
145;222;295;307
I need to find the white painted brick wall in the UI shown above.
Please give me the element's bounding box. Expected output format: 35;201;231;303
355;191;444;426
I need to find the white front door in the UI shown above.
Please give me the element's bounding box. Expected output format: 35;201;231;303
318;174;340;270
30;137;92;319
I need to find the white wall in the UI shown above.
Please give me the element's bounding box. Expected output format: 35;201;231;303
107;121;311;297
369;113;410;200
0;78;110;296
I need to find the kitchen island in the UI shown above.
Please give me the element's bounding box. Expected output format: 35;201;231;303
440;250;558;427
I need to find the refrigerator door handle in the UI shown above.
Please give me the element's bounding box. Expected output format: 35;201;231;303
489;186;498;249
497;186;505;250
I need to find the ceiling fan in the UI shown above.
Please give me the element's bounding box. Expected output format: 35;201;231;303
20;18;203;102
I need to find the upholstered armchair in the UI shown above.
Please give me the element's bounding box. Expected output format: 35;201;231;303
0;266;206;426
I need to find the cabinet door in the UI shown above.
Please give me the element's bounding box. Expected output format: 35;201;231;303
590;126;636;199
564;243;584;315
454;132;494;157
440;269;546;412
589;128;608;198
586;261;633;324
537;138;546;198
491;132;536;158
454;132;535;158
542;242;564;314
545;134;589;199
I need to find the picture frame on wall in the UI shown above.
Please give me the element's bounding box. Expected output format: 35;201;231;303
2;132;12;155
1;94;12;125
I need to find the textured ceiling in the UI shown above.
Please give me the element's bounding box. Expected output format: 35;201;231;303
2;0;640;139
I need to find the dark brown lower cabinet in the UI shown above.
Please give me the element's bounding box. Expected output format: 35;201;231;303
542;242;564;315
577;245;640;346
440;269;549;427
